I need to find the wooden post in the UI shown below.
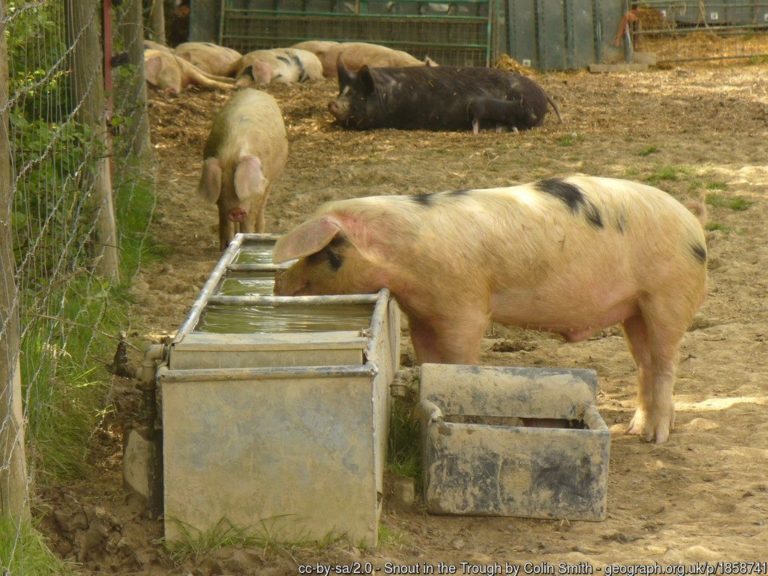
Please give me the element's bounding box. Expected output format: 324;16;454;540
65;0;120;281
0;0;30;522
148;0;166;44
121;0;152;158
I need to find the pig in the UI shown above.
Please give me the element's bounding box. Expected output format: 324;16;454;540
198;89;289;250
302;41;434;78
272;176;708;444
143;39;172;52
174;42;242;77
469;96;562;134
144;49;235;94
235;48;324;86
329;60;558;131
290;40;340;77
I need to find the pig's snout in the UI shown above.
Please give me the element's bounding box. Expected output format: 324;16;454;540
328;99;349;121
273;267;307;296
228;207;247;222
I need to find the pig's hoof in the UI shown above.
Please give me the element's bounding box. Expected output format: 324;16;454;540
627;409;672;444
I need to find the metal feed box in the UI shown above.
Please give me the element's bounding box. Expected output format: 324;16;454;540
159;234;400;547
420;363;610;521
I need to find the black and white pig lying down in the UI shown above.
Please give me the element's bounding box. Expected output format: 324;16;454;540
272;176;708;444
328;59;561;132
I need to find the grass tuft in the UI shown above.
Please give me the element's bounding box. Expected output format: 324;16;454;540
0;517;74;575
164;517;346;565
706;193;752;211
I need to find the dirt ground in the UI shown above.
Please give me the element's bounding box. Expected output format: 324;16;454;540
38;57;768;574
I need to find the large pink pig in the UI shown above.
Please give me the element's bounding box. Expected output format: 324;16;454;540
144;49;235;94
174;42;242;77
301;41;435;78
198;89;289;250
272;176;708;444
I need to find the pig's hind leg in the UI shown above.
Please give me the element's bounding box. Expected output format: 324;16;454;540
621;303;687;444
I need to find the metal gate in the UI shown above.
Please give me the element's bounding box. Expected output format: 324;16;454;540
218;0;497;66
624;0;768;64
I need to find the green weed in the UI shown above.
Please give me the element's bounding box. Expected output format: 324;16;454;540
164;517;343;564
0;517;74;576
556;133;581;147
388;396;421;480
378;524;405;547
705;222;731;233
706;193;752;211
646;165;687;184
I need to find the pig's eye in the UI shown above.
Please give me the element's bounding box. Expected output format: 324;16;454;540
326;248;343;271
306;246;344;271
307;235;347;271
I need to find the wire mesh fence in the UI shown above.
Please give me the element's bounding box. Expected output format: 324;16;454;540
1;0;153;570
219;0;496;66
623;0;768;63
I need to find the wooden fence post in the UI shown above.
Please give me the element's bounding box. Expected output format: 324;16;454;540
65;0;120;281
148;0;167;44
0;0;31;522
122;0;152;158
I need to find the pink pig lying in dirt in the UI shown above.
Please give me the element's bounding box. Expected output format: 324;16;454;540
143;48;235;95
272;176;708;444
198;88;288;250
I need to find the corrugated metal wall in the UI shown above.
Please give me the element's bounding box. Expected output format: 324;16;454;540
505;0;623;70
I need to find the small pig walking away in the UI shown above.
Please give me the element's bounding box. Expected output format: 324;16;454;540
198;88;288;250
328;60;559;131
272;176;708;444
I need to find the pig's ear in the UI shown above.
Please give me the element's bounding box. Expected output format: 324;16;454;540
198;157;222;203
234;155;264;201
336;54;355;88
144;53;162;85
356;66;375;95
273;217;341;263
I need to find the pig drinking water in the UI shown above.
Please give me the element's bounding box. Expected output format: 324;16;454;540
329;60;559;131
272;176;708;444
198;89;289;250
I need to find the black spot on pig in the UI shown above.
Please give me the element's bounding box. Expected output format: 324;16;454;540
585;205;604;229
691;242;707;264
412;192;436;206
291;54;308;82
536;178;604;229
448;189;471;197
615;212;627;234
536;178;584;211
239;65;256;82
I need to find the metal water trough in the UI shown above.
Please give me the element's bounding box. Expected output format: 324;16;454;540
158;234;400;546
420;363;610;521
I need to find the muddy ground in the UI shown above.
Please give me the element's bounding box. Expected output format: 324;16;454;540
38;56;767;574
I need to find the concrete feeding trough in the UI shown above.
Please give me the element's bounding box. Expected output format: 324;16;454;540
419;363;610;521
157;233;400;547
